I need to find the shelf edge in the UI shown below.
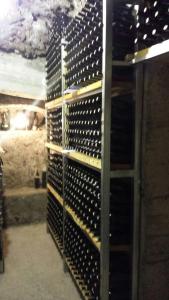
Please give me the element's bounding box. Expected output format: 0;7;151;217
128;39;169;64
45;97;63;109
65;257;94;300
47;184;64;207
65;204;101;252
64;80;102;102
45;143;63;154
65;151;101;171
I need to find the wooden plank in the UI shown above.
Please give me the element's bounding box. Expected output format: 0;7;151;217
65;204;101;251
45;97;63;109
65;257;94;300
45;80;132;108
127;39;169;64
64;81;102;102
45;143;63;154
65;151;101;171
47;184;64;207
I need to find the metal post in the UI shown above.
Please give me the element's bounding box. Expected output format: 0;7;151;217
61;38;67;97
132;63;144;300
62;103;68;272
101;0;113;299
61;37;68;272
46;107;50;233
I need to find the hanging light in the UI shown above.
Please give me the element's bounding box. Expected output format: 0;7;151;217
10;112;29;130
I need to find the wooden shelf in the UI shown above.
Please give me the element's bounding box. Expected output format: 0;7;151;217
65;257;94;300
45;79;132;110
65;150;101;171
47;184;100;251
66;204;101;252
47;184;64;207
46;143;63;154
45;81;102;110
64;81;132;103
64;80;102;103
127;39;169;64
45;96;63;110
46;144;101;170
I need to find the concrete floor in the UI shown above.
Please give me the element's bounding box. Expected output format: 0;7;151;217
0;223;81;300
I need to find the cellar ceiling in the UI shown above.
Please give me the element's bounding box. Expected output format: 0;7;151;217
0;0;85;59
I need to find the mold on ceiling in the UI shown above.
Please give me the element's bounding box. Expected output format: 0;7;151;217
0;0;85;59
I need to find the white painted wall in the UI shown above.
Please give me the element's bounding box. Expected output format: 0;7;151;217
0;52;46;100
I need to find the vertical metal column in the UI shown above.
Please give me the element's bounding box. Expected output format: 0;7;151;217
132;63;144;300
46;107;50;233
61;38;67;97
61;37;68;272
100;0;113;299
132;2;144;299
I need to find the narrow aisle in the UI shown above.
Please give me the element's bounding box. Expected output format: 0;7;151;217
0;223;81;300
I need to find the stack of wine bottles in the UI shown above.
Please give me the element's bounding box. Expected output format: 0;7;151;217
46;12;71;102
113;3;135;60
111;93;134;167
53;10;72;37
47;191;63;246
134;0;169;51
65;94;102;158
109;252;132;300
0;158;4;273
110;179;133;245
46;32;62;101
0;161;3;229
47;108;62;146
64;0;103;89
48;152;63;196
65;214;100;299
65;159;101;237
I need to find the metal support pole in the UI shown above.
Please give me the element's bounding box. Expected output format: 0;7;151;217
132;63;144;300
62;103;68;272
46;106;50;233
100;0;113;299
61;38;67;97
61;37;68;272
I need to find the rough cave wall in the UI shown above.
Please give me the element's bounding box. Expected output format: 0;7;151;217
0;0;86;59
0;130;46;188
139;61;169;300
0;0;86;99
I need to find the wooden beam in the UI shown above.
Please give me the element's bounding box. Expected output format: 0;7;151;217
0;94;45;108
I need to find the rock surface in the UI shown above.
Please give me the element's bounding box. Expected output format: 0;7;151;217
5;187;47;226
0;0;85;59
0;130;46;188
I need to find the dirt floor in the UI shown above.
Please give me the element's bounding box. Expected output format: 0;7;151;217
0;223;81;300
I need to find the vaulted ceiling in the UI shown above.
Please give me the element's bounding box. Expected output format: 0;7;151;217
0;0;85;59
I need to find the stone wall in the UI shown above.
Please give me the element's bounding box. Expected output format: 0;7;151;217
139;61;169;300
5;187;47;226
0;129;46;188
